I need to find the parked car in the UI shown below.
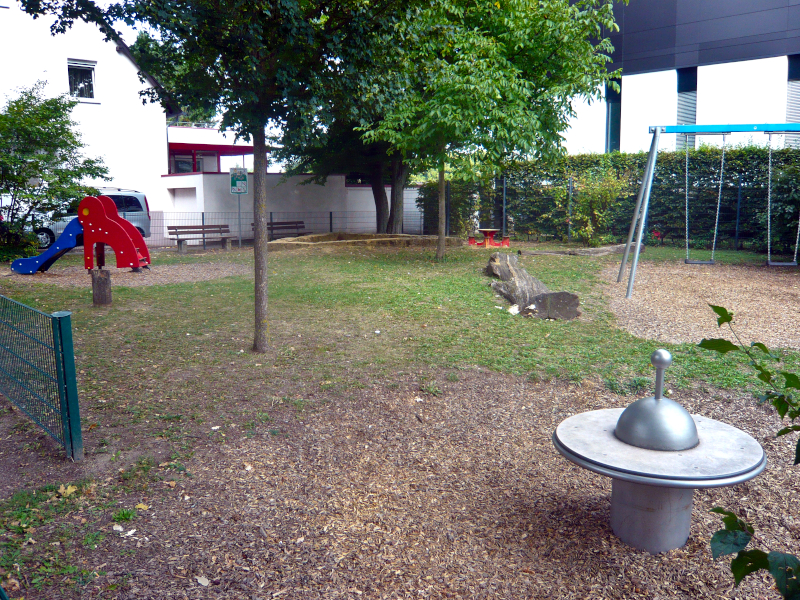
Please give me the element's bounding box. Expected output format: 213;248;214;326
34;188;151;249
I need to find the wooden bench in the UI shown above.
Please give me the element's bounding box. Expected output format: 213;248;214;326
167;224;234;253
251;221;310;241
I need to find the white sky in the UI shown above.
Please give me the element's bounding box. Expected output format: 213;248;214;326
563;56;789;155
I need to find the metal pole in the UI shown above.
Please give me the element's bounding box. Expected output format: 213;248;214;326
626;127;662;298
735;174;742;250
330;211;333;233
202;211;206;250
618;129;660;282
52;311;82;461
567;175;573;242
237;194;242;248
502;175;507;238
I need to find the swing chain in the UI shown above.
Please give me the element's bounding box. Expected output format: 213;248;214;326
685;136;690;261
710;135;726;262
768;133;773;262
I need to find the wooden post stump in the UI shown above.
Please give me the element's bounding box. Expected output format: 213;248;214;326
91;269;112;306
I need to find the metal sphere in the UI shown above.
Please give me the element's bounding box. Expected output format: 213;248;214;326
651;349;673;369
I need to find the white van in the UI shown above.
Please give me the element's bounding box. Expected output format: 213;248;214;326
35;188;151;248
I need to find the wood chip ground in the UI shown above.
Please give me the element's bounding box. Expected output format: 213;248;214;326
604;262;800;349
3;256;800;599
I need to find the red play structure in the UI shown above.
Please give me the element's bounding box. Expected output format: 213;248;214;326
79;195;150;270
11;195;151;275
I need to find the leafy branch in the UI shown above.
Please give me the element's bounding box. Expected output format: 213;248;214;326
699;304;800;599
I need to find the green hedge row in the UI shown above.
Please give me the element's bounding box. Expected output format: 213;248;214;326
417;147;800;253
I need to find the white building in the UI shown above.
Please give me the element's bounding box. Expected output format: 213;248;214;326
0;2;421;232
0;1;170;208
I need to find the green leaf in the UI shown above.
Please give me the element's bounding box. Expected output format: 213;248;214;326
710;507;754;534
698;338;739;355
710;529;752;559
783;372;800;391
730;549;770;586
774;395;791;419
709;304;733;327
755;364;775;385
777;426;800;437
751;342;774;357
768;552;800;599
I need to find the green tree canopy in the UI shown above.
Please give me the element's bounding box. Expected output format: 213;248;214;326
22;0;409;351
362;0;621;258
0;83;108;227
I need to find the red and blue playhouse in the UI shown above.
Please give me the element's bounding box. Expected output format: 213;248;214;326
11;195;151;274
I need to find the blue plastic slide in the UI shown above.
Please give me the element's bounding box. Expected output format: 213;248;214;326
12;218;83;274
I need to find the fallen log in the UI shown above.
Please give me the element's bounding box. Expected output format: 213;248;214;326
485;253;580;320
517;242;644;257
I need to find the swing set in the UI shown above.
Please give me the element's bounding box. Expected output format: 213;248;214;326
619;123;800;298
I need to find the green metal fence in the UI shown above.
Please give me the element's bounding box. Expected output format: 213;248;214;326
0;296;82;461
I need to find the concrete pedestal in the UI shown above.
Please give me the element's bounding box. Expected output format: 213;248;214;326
553;408;766;554
610;479;694;554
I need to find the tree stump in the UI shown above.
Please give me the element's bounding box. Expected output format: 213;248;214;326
485;253;580;320
91;269;112;306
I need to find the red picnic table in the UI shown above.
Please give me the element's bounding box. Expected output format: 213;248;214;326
469;228;510;248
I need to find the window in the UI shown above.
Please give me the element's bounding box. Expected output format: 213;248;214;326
110;196;143;213
68;61;96;99
172;155;195;173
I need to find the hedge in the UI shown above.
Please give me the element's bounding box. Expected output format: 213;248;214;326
417;147;800;253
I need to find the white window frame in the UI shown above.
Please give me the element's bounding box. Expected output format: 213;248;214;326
67;59;98;102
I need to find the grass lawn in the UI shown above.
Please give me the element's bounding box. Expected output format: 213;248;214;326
0;242;796;598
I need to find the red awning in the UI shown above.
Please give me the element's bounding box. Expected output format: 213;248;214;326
169;142;255;156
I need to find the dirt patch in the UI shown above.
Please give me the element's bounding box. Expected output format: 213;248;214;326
604;261;800;349
2;262;254;288
3;371;795;599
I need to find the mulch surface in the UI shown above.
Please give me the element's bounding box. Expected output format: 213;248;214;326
604;261;800;349
6;370;796;599
3;254;800;599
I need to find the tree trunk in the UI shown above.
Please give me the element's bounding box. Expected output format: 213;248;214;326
252;125;269;353
370;162;389;234
387;157;409;234
436;160;446;261
485;253;581;320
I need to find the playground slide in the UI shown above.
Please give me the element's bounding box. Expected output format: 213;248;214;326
11;218;83;274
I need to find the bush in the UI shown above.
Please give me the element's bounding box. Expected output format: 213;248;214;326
504;146;800;254
0;222;38;262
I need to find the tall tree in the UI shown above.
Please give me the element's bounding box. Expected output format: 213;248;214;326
22;0;404;352
0;82;108;227
363;0;622;260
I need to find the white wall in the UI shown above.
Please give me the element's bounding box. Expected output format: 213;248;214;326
696;57;787;149
0;2;170;210
562;95;607;155
620;71;678;153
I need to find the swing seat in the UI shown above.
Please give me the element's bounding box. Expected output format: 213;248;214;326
685;259;715;265
766;260;798;267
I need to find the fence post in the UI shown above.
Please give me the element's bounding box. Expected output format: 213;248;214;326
568;175;573;242
330;211;333;233
269;211;273;242
202;211;206;250
51;311;82;461
735;174;742;250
